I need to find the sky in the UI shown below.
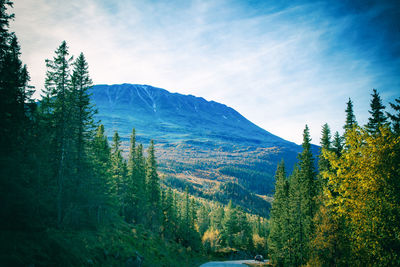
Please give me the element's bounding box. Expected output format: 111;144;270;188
10;0;400;144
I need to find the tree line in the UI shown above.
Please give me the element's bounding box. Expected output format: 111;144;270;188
268;91;400;266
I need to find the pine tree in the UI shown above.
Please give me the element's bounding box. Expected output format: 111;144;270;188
145;140;160;229
268;160;289;266
318;123;331;188
63;52;98;227
210;205;225;231
43;41;75;227
134;143;146;224
236;207;252;251
179;186;192;246
387;97;400;136
189;198;201;250
125;128;138;223
110;131;127;217
223;200;239;248
287;166;303;266
332;131;343;157
344;98;357;133
366;89;387;134
297;125;317;263
70;53;95;179
0;1;35;230
161;188;177;239
90;124;116;224
197;205;210;237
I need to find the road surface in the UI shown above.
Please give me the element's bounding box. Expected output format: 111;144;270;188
199;260;258;267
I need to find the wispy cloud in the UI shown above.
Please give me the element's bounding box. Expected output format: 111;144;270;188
11;0;400;144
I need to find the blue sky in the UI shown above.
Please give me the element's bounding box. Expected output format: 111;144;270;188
11;0;400;144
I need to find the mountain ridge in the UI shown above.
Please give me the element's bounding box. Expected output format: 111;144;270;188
92;83;299;148
90;83;313;216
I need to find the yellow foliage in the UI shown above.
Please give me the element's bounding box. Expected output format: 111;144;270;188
252;233;267;251
322;126;400;265
202;228;222;252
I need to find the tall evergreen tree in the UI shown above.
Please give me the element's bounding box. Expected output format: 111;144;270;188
223;200;239;248
197;205;210;237
287;166;303;266
344;98;357;133
297;125;317;263
110;131;127;217
318;123;331;188
268;160;289;266
366;89;387;134
70;52;95;179
145;140;160;229
134;143;146;224
161;187;177;239
387;97;400;136
125;128;139;223
90;124;116;224
0;1;35;230
43;41;74;227
332;131;343;157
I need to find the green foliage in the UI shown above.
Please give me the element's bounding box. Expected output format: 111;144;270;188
0;0;36;231
218;166;274;195
0;3;274;265
331;131;343;157
318;123;331;189
323;126;400;265
145;139;161;229
268;161;289;266
344;98;357;133
387;97;400;136
366;89;388;134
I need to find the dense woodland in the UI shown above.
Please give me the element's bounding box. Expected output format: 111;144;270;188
0;2;267;266
268;94;400;266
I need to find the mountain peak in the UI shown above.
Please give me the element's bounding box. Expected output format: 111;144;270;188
91;83;296;148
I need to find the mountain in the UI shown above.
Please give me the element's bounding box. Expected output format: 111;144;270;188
91;83;311;216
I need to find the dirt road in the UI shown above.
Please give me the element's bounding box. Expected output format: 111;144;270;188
199;260;257;267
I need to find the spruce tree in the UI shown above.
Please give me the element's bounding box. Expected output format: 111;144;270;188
318;123;331;188
297;125;317;263
366;89;387;134
126;128;138;223
287;166;303;266
43;41;74;227
134;143;146;224
344;98;357;133
387;97;400;136
161;188;176;239
90;124;116;224
197;205;210;237
0;1;35;229
223;200;239;248
236;207;252;251
268;160;289;266
180;186;191;246
145;140;160;229
70;53;95;179
111;131;127;217
332;131;343;157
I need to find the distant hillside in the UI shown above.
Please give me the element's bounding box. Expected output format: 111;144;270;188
91;84;316;216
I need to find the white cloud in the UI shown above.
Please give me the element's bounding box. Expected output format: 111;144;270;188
11;0;399;144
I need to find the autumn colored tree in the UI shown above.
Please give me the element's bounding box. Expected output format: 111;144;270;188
323;126;400;265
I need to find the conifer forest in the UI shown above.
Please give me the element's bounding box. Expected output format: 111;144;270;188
1;1;399;266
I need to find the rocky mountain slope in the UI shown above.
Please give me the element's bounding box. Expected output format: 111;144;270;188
91;84;311;216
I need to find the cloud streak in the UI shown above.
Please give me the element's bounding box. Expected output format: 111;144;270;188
11;0;400;144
